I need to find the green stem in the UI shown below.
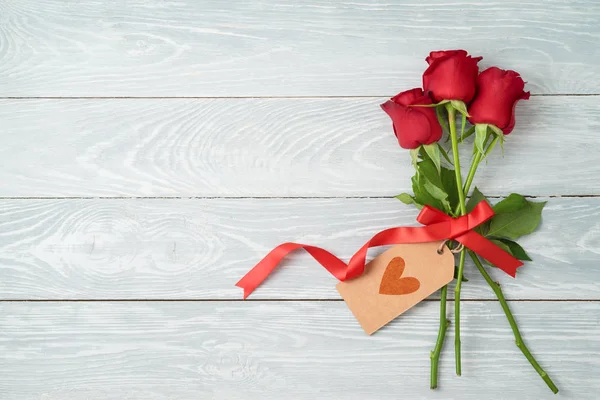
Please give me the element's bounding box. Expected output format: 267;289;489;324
448;106;466;215
430;285;450;389
447;104;467;376
452;152;482;217
454;250;466;376
462;151;482;200
453;135;499;216
468;251;559;394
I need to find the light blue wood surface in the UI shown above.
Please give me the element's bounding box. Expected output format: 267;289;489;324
1;97;599;197
1;301;598;400
1;0;599;96
0;197;598;300
1;1;598;399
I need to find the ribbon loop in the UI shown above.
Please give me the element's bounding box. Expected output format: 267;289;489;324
236;201;522;299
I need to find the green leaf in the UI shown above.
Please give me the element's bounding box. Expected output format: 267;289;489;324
466;187;491;236
411;175;445;211
450;100;470;117
418;159;451;211
466;187;489;212
488;194;546;240
493;193;528;214
405;157;465;215
440;166;459;214
497;239;533;261
423;143;441;173
477;220;491;236
474;124;489;156
418;159;443;188
410;159;462;214
423;180;451;208
395;193;424;209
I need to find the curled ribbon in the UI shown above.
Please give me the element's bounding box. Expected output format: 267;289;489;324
236;201;522;299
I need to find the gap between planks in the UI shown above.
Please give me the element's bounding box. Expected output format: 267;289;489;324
2;299;599;302
0;194;598;200
0;94;599;100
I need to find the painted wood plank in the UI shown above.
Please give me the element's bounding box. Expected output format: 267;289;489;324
0;301;596;399
1;1;599;96
1;97;598;197
1;197;598;300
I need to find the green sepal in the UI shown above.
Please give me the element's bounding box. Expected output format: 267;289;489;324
409;100;449;108
450;100;470;117
489;124;504;137
458;126;475;143
436;105;450;135
436;143;453;165
484;136;499;158
474;124;489;156
409;148;419;169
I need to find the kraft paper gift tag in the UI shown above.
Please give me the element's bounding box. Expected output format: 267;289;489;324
336;241;454;335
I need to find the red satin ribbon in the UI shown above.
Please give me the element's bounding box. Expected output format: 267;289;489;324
236;201;522;299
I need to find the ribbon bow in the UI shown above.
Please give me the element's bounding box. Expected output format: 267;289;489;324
236;201;522;299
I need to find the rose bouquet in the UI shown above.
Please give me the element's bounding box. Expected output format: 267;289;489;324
382;50;557;392
237;50;558;393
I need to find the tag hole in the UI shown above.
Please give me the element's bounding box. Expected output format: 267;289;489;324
437;248;444;255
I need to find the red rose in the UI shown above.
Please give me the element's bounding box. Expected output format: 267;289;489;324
423;50;482;103
468;67;530;134
381;88;443;149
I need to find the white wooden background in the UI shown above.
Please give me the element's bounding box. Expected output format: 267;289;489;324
1;1;599;399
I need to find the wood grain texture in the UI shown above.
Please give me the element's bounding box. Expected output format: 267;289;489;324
1;97;599;197
0;301;597;399
1;1;600;96
1;197;598;300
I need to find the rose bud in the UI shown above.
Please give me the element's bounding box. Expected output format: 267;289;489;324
423;50;482;103
380;88;443;149
468;67;530;134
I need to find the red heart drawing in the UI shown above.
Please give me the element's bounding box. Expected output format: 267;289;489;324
379;256;421;295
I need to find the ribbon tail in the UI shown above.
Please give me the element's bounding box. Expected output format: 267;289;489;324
236;242;349;299
456;231;523;277
234;283;254;301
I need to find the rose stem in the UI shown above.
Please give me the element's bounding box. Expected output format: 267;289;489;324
430;108;464;388
453;133;499;216
447;104;467;376
430;286;450;389
468;251;559;394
